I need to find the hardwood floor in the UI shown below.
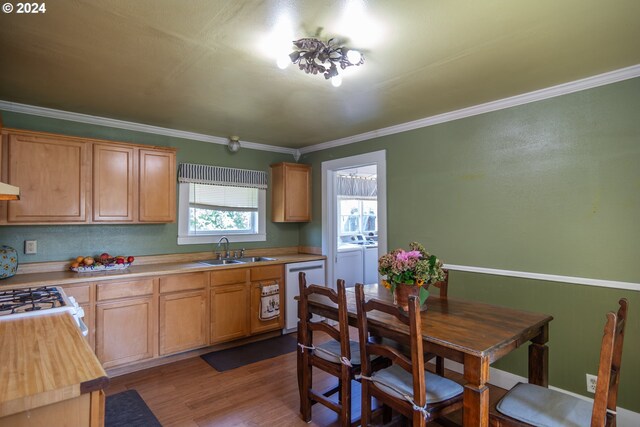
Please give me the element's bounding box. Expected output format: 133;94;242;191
106;335;505;426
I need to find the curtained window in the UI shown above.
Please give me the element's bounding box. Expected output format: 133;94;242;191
177;163;267;244
337;176;378;238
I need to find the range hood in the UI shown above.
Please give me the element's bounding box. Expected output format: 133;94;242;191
0;182;20;200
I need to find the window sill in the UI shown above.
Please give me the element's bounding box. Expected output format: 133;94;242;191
177;234;266;245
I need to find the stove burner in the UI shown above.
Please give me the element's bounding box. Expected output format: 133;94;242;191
0;286;65;315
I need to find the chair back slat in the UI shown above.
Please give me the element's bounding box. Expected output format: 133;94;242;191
591;298;628;426
309;318;342;341
298;273;351;359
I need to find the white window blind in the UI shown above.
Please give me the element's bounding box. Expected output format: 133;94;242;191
189;184;258;212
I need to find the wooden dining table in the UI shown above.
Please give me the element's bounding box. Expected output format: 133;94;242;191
304;284;553;427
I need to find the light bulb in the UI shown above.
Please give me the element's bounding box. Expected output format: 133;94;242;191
276;54;290;70
228;136;241;153
331;74;343;87
346;50;362;65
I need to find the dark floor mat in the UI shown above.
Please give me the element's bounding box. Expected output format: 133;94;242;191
201;334;297;372
105;389;162;427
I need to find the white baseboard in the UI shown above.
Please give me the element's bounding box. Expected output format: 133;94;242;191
444;360;639;426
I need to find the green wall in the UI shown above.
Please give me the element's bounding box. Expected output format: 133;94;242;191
0;111;299;262
299;78;640;411
1;77;638;412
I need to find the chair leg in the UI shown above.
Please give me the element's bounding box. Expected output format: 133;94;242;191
299;352;312;422
340;376;351;426
382;404;393;424
361;383;371;427
436;356;445;376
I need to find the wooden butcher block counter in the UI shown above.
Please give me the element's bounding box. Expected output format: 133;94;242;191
0;313;108;427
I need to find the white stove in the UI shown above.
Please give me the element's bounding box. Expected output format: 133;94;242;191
0;286;88;336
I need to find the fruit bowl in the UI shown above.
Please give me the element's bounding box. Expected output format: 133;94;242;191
70;262;132;273
70;253;135;273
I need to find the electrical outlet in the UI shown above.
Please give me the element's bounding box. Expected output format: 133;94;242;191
586;373;597;393
24;240;37;255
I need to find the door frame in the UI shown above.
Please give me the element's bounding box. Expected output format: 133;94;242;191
321;150;387;289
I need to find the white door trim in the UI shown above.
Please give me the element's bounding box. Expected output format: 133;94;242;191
321;150;387;288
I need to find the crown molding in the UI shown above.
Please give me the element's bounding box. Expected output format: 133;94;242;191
299;64;640;155
2;64;638;159
0;100;298;157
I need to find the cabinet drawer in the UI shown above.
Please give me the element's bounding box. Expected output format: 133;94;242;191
210;268;248;286
160;272;207;294
62;283;92;304
250;265;283;281
97;279;154;301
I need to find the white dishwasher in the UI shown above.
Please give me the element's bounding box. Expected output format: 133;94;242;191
284;260;326;332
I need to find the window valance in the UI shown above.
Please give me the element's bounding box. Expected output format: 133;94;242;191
337;176;377;199
178;163;267;189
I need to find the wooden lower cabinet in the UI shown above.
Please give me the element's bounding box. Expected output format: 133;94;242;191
79;265;288;371
158;272;208;356
249;280;283;334
95;296;155;369
210;284;249;344
249;265;284;334
0;390;104;427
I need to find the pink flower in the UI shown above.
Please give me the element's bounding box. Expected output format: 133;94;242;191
396;250;421;262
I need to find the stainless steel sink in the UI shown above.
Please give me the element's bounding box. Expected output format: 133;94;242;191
198;259;245;266
236;256;276;263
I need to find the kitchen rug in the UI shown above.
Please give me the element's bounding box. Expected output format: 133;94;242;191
105;389;162;427
201;334;297;372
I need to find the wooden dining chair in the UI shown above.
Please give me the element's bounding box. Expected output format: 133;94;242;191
491;298;629;427
354;283;464;426
297;272;362;426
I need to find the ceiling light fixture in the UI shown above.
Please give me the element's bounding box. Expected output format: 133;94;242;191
288;38;364;84
228;136;241;153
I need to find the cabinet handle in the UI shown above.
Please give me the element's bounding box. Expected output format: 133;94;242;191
289;265;323;273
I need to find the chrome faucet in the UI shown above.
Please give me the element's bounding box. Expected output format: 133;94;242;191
216;236;230;259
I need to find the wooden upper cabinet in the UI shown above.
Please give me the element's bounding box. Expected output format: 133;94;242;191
0;128;176;225
93;143;135;222
7;132;88;223
271;162;311;222
139;149;176;223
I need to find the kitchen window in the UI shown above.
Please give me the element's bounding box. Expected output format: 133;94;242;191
177;163;267;244
339;198;378;235
336;174;378;239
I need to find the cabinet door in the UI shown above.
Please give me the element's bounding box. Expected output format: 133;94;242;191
271;162;311;222
159;290;208;356
7;133;88;222
62;283;94;350
284;163;311;221
93;144;135;222
250;279;284;334
210;284;249;344
139;148;176;222
95;296;155;369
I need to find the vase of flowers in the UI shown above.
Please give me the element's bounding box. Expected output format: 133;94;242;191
378;242;445;312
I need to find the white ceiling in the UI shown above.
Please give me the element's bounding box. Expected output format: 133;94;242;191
1;0;639;148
